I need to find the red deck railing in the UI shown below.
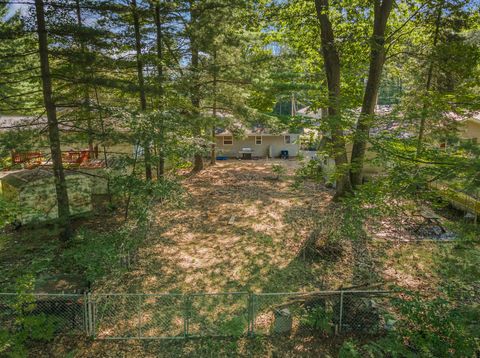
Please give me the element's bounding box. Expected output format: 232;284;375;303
9;150;95;168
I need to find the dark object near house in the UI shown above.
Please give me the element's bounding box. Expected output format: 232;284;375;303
216;156;228;160
239;148;254;160
280;150;289;159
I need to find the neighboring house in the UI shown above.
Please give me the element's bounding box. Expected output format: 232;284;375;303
441;111;480;148
460;113;480;142
299;106;480;166
215;127;300;159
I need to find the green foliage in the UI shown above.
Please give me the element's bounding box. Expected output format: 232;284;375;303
294;159;324;182
0;276;57;358
271;163;286;179
338;340;362;358
110;172;184;218
61;229;125;284
383;291;479;357
219;316;247;337
300;306;333;334
60;177;182;283
343;288;480;357
0;196;20;228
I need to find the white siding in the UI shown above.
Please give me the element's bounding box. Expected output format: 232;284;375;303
215;135;300;158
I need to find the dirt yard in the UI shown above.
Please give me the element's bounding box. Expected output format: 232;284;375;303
40;159;385;357
95;159;339;294
32;159;468;357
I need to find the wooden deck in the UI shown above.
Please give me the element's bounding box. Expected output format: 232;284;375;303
430;182;480;219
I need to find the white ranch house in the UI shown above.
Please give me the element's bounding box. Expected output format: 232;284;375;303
215;127;300;159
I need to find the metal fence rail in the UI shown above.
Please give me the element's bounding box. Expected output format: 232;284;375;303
0;290;393;340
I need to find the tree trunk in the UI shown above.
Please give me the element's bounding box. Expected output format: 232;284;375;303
94;86;110;169
350;0;394;187
211;48;218;166
416;4;442;158
154;3;165;178
132;0;152;181
314;0;352;198
35;0;71;240
75;0;94;158
190;3;203;173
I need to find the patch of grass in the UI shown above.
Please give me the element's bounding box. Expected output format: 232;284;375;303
219;316;248;337
254;233;274;246
0;228;60;291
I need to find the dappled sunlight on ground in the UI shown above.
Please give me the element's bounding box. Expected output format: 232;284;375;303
97;159;334;294
31;160;471;357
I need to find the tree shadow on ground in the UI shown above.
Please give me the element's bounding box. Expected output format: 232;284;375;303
44;333;349;357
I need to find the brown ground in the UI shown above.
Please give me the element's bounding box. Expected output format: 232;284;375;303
25;159;464;357
95;159;339;295
32;160;348;357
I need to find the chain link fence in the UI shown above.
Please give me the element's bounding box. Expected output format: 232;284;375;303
0;293;86;335
253;291;392;336
0;290;393;340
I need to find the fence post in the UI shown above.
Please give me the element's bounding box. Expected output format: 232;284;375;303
137;295;142;338
247;292;253;336
184;294;190;337
86;292;94;338
338;291;344;334
83;292;88;336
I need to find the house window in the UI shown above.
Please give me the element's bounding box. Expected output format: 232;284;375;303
284;135;291;144
255;136;262;145
223;136;233;145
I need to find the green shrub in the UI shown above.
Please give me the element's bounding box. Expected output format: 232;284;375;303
300;306;333;334
60;226;138;284
385;291;479;357
346;289;480;357
0;196;20;228
339;340;362;358
219;316;248;337
271;164;287;180
294;159;324;182
109;174;184;222
62;176;184;284
0;276;58;358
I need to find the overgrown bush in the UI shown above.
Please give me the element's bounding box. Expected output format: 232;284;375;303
294;158;324;182
301;306;333;334
110;174;184;219
60;176;184;284
60;227;135;284
339;289;480;357
0;197;20;229
0;276;58;357
271;164;286;180
385;290;479;357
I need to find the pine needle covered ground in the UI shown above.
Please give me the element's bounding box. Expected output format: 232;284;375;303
95;159;336;294
10;160;478;356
